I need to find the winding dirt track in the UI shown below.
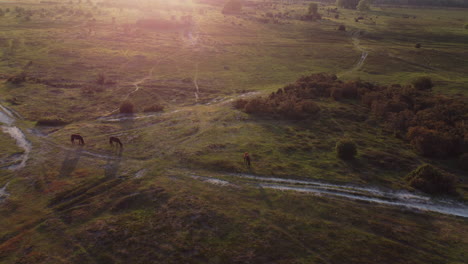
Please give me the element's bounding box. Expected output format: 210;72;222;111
191;173;468;218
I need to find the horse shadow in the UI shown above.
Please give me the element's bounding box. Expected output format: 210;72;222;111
104;150;123;178
58;148;83;178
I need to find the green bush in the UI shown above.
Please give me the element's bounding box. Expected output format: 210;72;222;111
119;100;134;114
336;139;357;160
405;164;457;195
411;76;433;90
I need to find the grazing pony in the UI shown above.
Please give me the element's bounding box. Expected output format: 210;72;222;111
109;136;123;148
243;152;251;167
71;134;85;145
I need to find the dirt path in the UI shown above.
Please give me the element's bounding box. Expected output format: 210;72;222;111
338;30;368;77
193;63;200;102
190;173;468;218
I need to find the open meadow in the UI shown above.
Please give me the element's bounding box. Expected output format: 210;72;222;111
0;0;467;263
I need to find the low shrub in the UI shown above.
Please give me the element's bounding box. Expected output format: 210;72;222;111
405;164;457;195
36;118;68;126
415;43;421;48
336;139;357;160
464;23;468;30
143;104;164;113
338;24;346;31
411;76;433;90
120;100;134;114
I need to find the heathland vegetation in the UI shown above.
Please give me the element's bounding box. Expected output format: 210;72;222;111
0;0;467;263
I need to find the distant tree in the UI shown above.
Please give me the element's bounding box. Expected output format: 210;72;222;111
357;0;373;11
222;0;242;14
308;3;318;15
336;0;360;9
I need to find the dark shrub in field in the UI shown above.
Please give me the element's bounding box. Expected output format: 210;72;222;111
120;101;134;114
415;43;421;48
412;76;433;90
405;164;457;195
143;104;164;113
407;126;459;158
338;24;346;31
36;118;68;126
336;139;357;160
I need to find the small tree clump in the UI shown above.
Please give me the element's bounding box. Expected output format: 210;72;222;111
336;139;357;160
415;43;421;48
405;164;457;195
308;3;318;15
357;0;371;11
411;76;433;90
338;24;346;31
119;100;134;114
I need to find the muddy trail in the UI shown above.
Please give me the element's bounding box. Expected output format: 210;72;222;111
0;182;9;202
190;173;468;218
0;103;32;170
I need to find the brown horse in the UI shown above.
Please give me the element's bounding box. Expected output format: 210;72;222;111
109;137;123;148
243;152;251;167
71;134;85;145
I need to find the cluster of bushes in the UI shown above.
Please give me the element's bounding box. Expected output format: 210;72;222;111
405;164;458;195
235;73;467;160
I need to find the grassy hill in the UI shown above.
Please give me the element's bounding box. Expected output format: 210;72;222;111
0;1;467;263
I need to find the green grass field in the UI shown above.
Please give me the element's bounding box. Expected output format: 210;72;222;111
0;0;467;263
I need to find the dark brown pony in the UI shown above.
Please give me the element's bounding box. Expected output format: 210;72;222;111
71;134;85;145
109;137;123;148
243;152;251;167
